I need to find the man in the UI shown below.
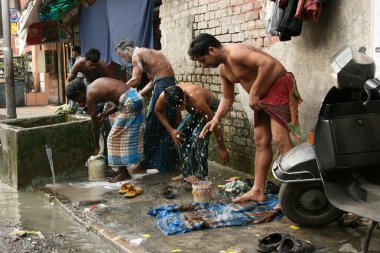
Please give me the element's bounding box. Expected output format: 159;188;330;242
67;48;108;83
155;83;230;183
189;33;302;203
115;39;178;173
70;46;83;75
66;77;145;182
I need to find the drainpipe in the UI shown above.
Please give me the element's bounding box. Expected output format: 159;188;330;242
57;43;64;104
1;0;17;118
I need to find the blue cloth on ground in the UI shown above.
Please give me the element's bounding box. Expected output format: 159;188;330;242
147;195;283;235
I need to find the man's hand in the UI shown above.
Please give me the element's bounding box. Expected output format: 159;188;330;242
249;94;263;110
97;113;105;123
94;146;100;156
219;148;230;165
200;117;219;138
170;129;184;146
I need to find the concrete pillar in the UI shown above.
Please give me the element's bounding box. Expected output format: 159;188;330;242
1;0;16;118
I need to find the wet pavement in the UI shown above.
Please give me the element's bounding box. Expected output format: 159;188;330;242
39;162;380;253
0;182;118;252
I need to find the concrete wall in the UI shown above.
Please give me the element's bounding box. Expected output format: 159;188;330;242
159;0;373;173
0;115;93;189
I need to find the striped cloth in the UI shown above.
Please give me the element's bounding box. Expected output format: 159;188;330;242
141;76;179;171
107;88;145;166
255;72;303;141
147;195;282;235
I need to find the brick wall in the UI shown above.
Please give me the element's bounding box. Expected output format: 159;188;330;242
160;0;275;174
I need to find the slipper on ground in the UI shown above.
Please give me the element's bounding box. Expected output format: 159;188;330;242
118;183;132;194
257;232;292;253
159;186;175;199
124;185;143;198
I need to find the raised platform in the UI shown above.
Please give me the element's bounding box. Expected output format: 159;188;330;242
0;114;93;189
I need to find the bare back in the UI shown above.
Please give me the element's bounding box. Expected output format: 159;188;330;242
133;48;175;80
178;83;216;116
219;44;286;95
86;77;128;107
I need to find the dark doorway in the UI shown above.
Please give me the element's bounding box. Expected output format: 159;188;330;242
153;0;162;50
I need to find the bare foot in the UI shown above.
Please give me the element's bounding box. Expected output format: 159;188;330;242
172;174;184;181
184;175;201;184
232;188;266;203
129;163;147;174
108;173;131;183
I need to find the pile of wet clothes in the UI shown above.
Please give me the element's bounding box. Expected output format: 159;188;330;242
219;177;280;198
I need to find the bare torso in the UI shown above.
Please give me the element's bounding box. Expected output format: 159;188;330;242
75;58;109;83
178;83;216;115
219;44;286;94
133;47;175;80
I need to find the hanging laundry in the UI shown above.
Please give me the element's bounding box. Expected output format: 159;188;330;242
295;0;322;21
277;0;303;41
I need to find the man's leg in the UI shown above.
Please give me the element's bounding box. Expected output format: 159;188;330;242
233;112;272;203
129;162;146;174
108;166;131;183
270;117;293;154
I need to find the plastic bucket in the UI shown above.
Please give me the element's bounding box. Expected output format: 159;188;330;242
87;155;106;181
192;181;212;203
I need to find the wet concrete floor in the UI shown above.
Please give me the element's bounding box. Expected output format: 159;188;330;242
0;182;118;252
42;161;380;253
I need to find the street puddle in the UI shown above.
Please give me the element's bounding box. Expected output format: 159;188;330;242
0;182;117;252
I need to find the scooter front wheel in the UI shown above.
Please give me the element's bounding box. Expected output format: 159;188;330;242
279;182;342;227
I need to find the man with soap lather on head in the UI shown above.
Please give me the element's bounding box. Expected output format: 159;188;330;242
115;38;179;175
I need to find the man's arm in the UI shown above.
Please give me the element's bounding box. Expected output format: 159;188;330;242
87;95;101;155
196;101;229;164
67;62;80;82
200;75;235;137
125;56;143;88
155;94;183;145
139;81;154;97
98;102;118;122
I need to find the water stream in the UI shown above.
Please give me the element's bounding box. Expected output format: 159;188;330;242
45;145;56;196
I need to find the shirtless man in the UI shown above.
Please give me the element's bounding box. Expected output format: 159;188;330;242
66;78;145;182
67;48;109;83
155;83;229;182
189;33;302;203
115;39;178;174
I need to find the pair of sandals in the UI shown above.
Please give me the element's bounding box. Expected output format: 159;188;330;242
257;232;313;253
118;183;143;198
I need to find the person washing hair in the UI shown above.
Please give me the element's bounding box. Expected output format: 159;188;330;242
155;83;229;183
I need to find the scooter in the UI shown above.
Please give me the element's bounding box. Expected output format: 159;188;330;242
272;45;380;252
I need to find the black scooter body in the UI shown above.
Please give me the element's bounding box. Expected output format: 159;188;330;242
315;88;380;222
272;46;380;229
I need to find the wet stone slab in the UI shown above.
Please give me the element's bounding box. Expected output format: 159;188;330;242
41;162;380;253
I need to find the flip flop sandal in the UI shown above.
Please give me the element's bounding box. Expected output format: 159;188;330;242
183;181;193;192
257;232;291;253
277;237;314;253
118;183;132;194
124;186;143;198
159;186;175;199
265;181;280;194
